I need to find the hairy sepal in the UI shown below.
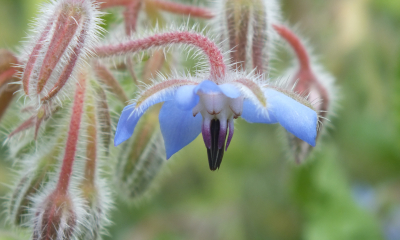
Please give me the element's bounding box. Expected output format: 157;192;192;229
19;0;103;106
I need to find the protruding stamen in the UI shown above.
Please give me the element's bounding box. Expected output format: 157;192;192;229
206;119;226;171
226;119;234;151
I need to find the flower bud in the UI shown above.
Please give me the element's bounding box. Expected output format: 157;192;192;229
214;0;281;73
76;85;110;240
32;192;77;240
274;25;336;163
8;129;67;226
114;109;166;200
77;180;110;240
20;0;102;104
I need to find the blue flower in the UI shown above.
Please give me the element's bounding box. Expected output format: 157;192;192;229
114;78;317;170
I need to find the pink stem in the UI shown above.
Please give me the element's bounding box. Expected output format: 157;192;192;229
98;0;132;9
148;0;214;19
8;116;36;138
95;31;226;81
55;73;87;195
99;0;214;19
273;24;310;70
124;0;142;35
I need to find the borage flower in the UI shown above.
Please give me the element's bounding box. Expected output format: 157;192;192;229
114;74;318;171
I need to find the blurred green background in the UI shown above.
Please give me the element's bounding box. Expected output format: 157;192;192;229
0;0;399;239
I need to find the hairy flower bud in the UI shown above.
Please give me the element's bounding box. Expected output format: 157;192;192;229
76;85;110;240
114;110;166;200
214;0;281;73
32;192;77;240
20;0;102;104
8;123;69;226
274;25;336;163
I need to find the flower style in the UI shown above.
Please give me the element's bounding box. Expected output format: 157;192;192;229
114;74;318;170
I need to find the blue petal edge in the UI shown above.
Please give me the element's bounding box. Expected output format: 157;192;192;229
265;88;318;146
241;99;277;124
159;101;202;159
194;80;220;94
114;104;141;146
174;85;199;110
114;90;175;146
195;80;241;99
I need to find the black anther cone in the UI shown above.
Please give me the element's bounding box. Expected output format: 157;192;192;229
207;119;227;171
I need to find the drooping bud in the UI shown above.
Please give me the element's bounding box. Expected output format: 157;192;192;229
273;24;336;163
76;86;110;240
32;192;77;240
114;109;166;200
31;71;87;240
20;0;102;104
214;0;281;73
8;132;66;226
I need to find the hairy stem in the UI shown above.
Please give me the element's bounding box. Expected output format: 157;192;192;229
273;24;310;70
100;0;214;19
55;73;87;195
147;0;214;19
95;31;226;81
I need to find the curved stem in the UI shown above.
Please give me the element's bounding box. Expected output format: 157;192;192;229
273;24;310;70
147;0;214;19
99;0;214;19
94;31;226;81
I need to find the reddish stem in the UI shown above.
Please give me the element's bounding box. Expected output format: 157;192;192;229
55;73;87;195
124;0;142;35
8;116;36;138
98;0;132;9
95;31;226;81
273;24;330;125
148;0;214;19
99;0;214;19
273;24;310;70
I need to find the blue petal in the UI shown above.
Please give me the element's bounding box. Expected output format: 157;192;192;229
114;91;174;146
195;80;241;98
265;88;317;146
194;80;220;94
114;104;141;146
159;101;202;159
218;83;241;98
241;99;277;123
174;85;199;110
